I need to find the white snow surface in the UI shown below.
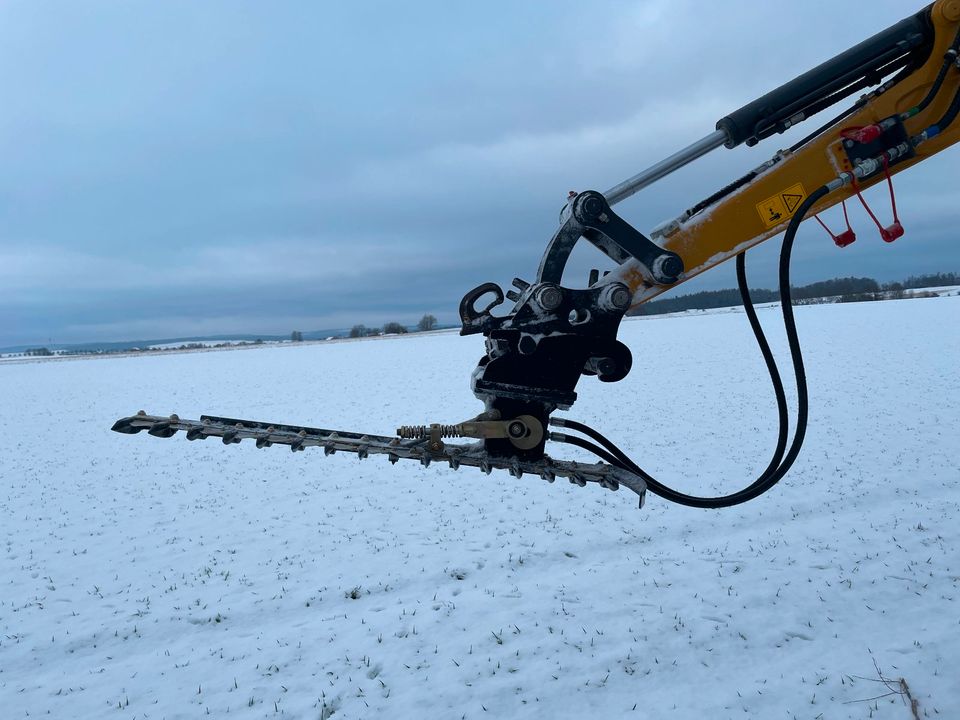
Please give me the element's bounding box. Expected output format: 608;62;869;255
1;297;958;719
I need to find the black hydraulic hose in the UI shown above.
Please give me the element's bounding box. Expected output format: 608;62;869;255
912;26;960;116
556;431;634;472
554;184;834;508
930;79;960;133
914;57;953;115
735;251;789;479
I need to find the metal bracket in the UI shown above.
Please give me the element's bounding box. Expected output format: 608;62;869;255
537;190;684;285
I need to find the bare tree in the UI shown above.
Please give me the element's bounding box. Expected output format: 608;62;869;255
417;314;438;332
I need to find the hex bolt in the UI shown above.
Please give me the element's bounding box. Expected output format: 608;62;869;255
535;285;563;311
577;193;603;217
599;283;632;312
651;254;683;284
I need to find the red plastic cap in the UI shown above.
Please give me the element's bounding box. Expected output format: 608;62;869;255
880;221;904;243
834;229;857;248
842;125;882;143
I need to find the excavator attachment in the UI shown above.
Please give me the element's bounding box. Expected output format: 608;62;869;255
114;1;960;509
112;412;647;502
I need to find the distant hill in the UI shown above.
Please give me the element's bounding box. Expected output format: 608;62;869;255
0;329;350;355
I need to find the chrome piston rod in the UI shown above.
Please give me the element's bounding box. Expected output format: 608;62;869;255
603;128;729;207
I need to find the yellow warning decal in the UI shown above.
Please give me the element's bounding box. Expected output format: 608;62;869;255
755;182;807;228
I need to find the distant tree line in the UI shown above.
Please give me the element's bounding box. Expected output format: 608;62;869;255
900;271;960;288
349;314;438;338
631;273;959;316
13;339;269;359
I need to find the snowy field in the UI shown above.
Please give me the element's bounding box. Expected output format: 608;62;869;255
1;297;958;719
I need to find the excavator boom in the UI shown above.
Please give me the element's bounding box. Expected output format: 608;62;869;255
613;1;960;306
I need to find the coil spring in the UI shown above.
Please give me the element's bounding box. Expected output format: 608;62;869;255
396;424;463;439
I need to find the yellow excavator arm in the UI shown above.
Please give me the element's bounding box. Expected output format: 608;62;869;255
613;0;960;303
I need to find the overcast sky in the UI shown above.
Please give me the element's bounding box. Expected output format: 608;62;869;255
2;0;957;347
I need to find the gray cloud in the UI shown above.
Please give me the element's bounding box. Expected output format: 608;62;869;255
1;0;956;347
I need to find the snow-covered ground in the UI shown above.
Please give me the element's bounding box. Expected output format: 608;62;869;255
1;297;958;719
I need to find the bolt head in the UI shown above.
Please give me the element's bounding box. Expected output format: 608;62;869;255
580;195;603;216
608;286;631;310
653;255;683;284
508;421;526;438
536;285;563;311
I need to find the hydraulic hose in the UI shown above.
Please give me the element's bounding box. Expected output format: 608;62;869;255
554;184;834;508
910;26;960;116
929;80;960;134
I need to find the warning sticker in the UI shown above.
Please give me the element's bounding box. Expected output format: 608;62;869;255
756;183;807;228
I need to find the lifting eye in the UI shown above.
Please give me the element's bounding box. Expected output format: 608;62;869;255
459;282;505;331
